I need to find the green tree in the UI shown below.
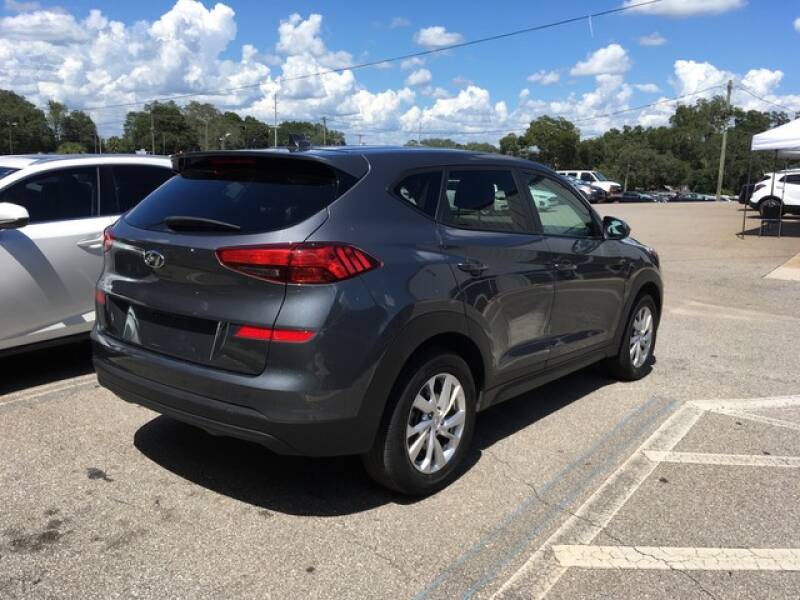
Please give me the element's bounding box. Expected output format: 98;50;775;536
62;110;97;150
522;116;580;169
499;132;521;156
56;141;88;154
0;90;54;154
123;101;198;154
46;100;68;143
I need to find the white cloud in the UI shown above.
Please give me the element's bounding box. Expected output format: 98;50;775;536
634;83;660;93
4;0;40;12
389;16;410;29
639;32;666;46
794;17;800;33
400;56;424;70
405;68;432;87
0;8;87;43
622;0;746;17
421;86;451;99
570;44;630;76
527;70;559;85
413;25;463;49
452;75;474;88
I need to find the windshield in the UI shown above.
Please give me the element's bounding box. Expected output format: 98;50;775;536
592;171;609;181
0;167;19;180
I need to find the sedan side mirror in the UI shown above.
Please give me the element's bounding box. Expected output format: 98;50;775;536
603;215;630;240
0;202;29;230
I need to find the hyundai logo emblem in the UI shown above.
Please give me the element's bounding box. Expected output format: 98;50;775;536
143;250;166;270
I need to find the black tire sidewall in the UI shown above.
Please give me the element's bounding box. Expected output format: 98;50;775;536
382;351;476;496
618;295;658;380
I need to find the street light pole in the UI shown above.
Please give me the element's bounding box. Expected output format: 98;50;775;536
7;121;17;154
715;79;733;202
273;92;278;148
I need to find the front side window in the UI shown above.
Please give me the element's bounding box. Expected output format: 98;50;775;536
580;173;594;182
526;174;597;238
0;167;97;224
392;170;442;217
102;165;173;215
784;174;800;185
442;169;530;233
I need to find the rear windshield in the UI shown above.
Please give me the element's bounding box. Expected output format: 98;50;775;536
125;157;346;234
0;167;19;180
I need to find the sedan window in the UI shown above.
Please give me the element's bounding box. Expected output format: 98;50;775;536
0;167;97;224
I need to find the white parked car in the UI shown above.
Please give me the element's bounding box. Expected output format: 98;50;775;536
0;154;173;354
557;170;622;196
748;169;800;216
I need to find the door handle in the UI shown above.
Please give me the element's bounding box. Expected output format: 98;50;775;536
457;261;489;276
608;261;628;272
77;235;104;250
554;261;577;272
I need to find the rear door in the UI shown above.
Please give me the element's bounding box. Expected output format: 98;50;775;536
780;173;800;206
436;167;555;383
0;166;113;350
523;171;628;363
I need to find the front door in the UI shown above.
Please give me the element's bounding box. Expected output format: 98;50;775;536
523;171;628;363
437;168;555;384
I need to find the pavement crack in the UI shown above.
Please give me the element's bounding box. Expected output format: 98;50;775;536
334;524;416;581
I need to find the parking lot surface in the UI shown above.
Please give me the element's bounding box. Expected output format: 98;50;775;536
2;203;800;599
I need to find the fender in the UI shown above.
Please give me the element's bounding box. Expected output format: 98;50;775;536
355;307;493;451
610;266;663;354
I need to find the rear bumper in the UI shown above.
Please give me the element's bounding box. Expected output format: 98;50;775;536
92;329;380;456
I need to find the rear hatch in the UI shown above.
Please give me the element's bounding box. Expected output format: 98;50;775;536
97;152;366;375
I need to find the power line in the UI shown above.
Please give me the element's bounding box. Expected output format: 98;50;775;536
736;84;795;113
71;0;662;114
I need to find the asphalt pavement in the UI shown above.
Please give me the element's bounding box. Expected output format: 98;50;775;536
1;202;799;599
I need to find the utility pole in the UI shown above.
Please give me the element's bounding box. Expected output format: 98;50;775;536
715;79;733;202
273;92;278;148
162;132;166;155
357;134;364;146
321;116;327;145
623;163;631;192
150;110;155;155
6;121;17;154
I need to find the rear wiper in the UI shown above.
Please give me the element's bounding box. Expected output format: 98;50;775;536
162;216;241;232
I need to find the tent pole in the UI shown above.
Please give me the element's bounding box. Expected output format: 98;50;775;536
741;153;753;237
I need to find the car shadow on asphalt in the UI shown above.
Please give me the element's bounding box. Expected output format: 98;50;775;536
740;214;800;238
133;365;620;516
0;339;94;396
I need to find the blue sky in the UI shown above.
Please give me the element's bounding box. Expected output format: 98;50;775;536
1;0;798;143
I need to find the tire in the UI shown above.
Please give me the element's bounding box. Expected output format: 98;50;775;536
759;197;782;219
362;349;477;496
604;294;658;381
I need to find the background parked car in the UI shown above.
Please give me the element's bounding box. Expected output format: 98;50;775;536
619;191;657;203
557;169;622;196
748;169;800;216
563;175;608;204
0;154;173;354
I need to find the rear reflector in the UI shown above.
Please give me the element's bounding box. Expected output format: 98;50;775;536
217;243;380;284
95;289;106;305
103;228;113;253
233;325;314;343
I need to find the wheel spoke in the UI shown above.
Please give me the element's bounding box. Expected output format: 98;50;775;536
421;427;436;472
407;420;430;438
412;394;435;414
432;437;446;469
438;376;453;412
408;427;428;462
442;410;465;430
444;384;461;416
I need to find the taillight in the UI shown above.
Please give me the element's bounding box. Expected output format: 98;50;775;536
95;289;106;305
216;243;381;284
103;228;114;253
233;325;315;343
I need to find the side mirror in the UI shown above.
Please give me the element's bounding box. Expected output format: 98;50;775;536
603;215;630;240
0;202;29;230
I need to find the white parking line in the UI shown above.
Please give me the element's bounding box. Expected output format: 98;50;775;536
492;394;800;600
644;450;800;468
717;410;800;433
492;403;704;599
554;545;800;571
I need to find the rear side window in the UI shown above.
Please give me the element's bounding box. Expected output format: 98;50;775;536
0;167;18;180
580;173;593;182
441;169;531;233
392;170;442;217
0;167;97;223
101;165;173;215
125;157;343;234
784;174;800;184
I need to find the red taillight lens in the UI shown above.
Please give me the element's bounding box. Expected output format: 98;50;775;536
95;289;106;305
233;325;314;343
103;228;113;253
216;243;381;284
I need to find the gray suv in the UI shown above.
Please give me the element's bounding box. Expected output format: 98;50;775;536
92;147;662;495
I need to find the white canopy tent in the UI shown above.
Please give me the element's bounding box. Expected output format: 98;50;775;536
751;117;800;158
743;117;800;236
